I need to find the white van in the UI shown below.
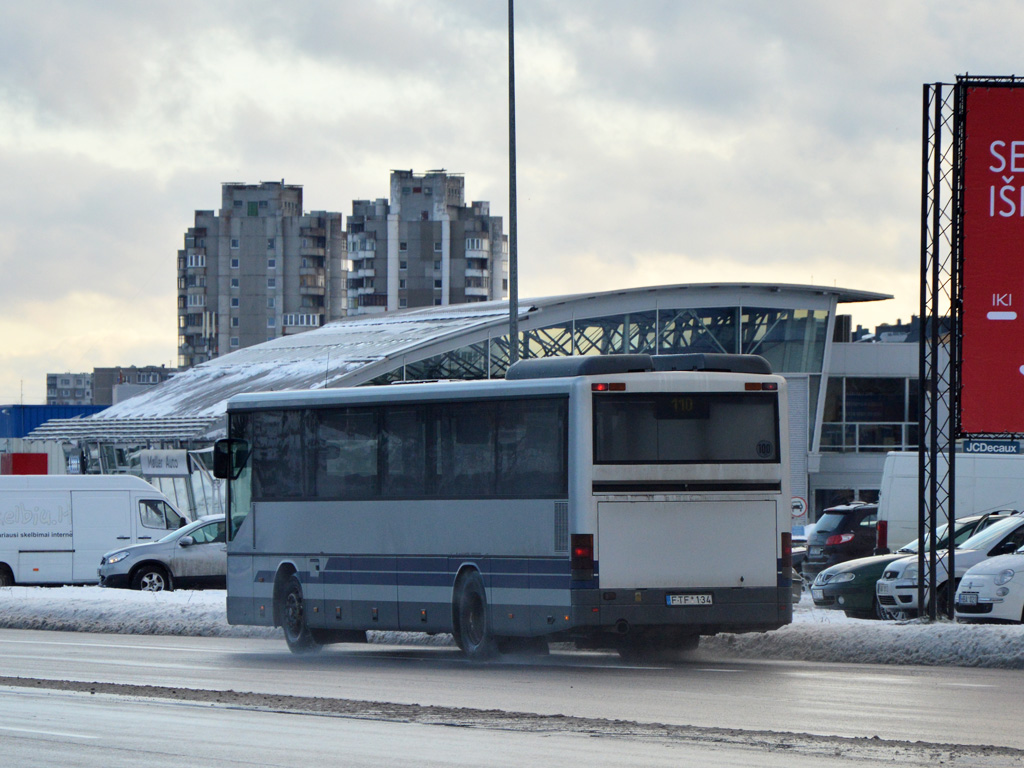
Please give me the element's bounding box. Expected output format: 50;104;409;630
0;475;190;586
876;451;1024;552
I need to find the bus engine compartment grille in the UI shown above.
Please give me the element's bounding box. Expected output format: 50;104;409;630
554;502;569;553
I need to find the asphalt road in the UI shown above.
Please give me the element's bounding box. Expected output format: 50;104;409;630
1;629;1021;766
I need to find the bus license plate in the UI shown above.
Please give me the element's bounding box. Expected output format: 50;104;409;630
667;594;712;606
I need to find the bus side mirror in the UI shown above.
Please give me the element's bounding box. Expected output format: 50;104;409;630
213;438;250;480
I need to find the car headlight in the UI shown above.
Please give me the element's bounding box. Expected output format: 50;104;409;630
105;550;131;565
903;563;918;581
995;569;1016;586
830;572;856;584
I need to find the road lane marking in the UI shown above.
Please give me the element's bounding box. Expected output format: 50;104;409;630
0;725;99;740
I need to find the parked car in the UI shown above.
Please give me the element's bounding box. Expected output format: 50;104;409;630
876;512;1024;617
801;502;878;579
98;515;226;592
955;548;1024;623
811;513;1012;619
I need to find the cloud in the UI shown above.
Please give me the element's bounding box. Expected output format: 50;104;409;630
2;0;1022;403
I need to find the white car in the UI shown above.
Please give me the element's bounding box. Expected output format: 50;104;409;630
955;551;1024;623
98;515;226;591
876;514;1024;617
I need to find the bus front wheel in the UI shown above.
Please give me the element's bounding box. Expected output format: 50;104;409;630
281;574;321;655
454;571;498;660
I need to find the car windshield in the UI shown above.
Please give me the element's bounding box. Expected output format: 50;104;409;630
156;517;210;543
955;515;1022;552
895;520;989;553
896;523;949;553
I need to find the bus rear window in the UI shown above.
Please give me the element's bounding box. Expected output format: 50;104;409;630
593;392;779;464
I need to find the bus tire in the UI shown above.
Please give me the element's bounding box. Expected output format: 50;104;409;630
282;574;321;655
454;571;498;660
133;565;171;592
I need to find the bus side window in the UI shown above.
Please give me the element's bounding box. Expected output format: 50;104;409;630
496;399;568;496
382;406;427;497
315;408;379;498
436;401;496;497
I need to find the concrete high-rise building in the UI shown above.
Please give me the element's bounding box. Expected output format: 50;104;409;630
347;170;508;314
46;373;93;405
92;365;176;406
177;181;347;368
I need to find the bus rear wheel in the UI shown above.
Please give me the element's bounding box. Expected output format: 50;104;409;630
454;571;498;660
282;574;321;655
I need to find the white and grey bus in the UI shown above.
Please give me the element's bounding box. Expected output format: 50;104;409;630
214;353;793;660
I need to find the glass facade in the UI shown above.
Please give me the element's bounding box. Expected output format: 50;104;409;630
820;377;919;452
366;306;830;385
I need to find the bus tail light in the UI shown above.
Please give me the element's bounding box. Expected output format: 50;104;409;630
780;531;792;570
571;533;594;581
876;520;888;552
591;383;626;392
745;382;779;391
825;533;855;546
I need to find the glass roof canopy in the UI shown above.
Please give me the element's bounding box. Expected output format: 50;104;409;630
373;305;832;385
92;283;890;421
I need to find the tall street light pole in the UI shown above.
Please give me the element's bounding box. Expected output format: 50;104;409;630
508;0;520;365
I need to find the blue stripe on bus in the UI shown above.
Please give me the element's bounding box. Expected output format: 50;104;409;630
257;555;575;590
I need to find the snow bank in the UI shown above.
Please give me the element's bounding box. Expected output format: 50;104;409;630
2;586;1023;668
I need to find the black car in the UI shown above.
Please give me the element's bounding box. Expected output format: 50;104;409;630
801;502;877;579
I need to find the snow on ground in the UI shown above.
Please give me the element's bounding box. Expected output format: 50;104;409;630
2;585;1024;668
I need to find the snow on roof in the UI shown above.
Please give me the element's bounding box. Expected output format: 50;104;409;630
92;283;892;422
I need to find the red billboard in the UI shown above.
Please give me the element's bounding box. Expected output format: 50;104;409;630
961;86;1024;433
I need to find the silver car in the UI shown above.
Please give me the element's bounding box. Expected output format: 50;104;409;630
98;515;226;591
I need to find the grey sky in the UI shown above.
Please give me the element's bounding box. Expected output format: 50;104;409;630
0;1;1016;402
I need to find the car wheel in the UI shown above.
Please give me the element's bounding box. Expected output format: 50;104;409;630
281;574;321;655
936;580;958;617
453;571;498;660
132;565;171;592
873;596;886;621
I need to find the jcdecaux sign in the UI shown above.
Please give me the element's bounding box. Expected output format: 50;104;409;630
962;439;1020;454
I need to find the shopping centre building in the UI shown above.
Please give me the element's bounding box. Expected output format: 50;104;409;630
28;283;916;525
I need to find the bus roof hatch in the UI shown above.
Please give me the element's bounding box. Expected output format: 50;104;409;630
652;353;773;375
506;353;772;380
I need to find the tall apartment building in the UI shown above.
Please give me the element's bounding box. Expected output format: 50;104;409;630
46;373;93;405
347;170;508;314
46;366;175;406
92;366;175;406
177;181;347;368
